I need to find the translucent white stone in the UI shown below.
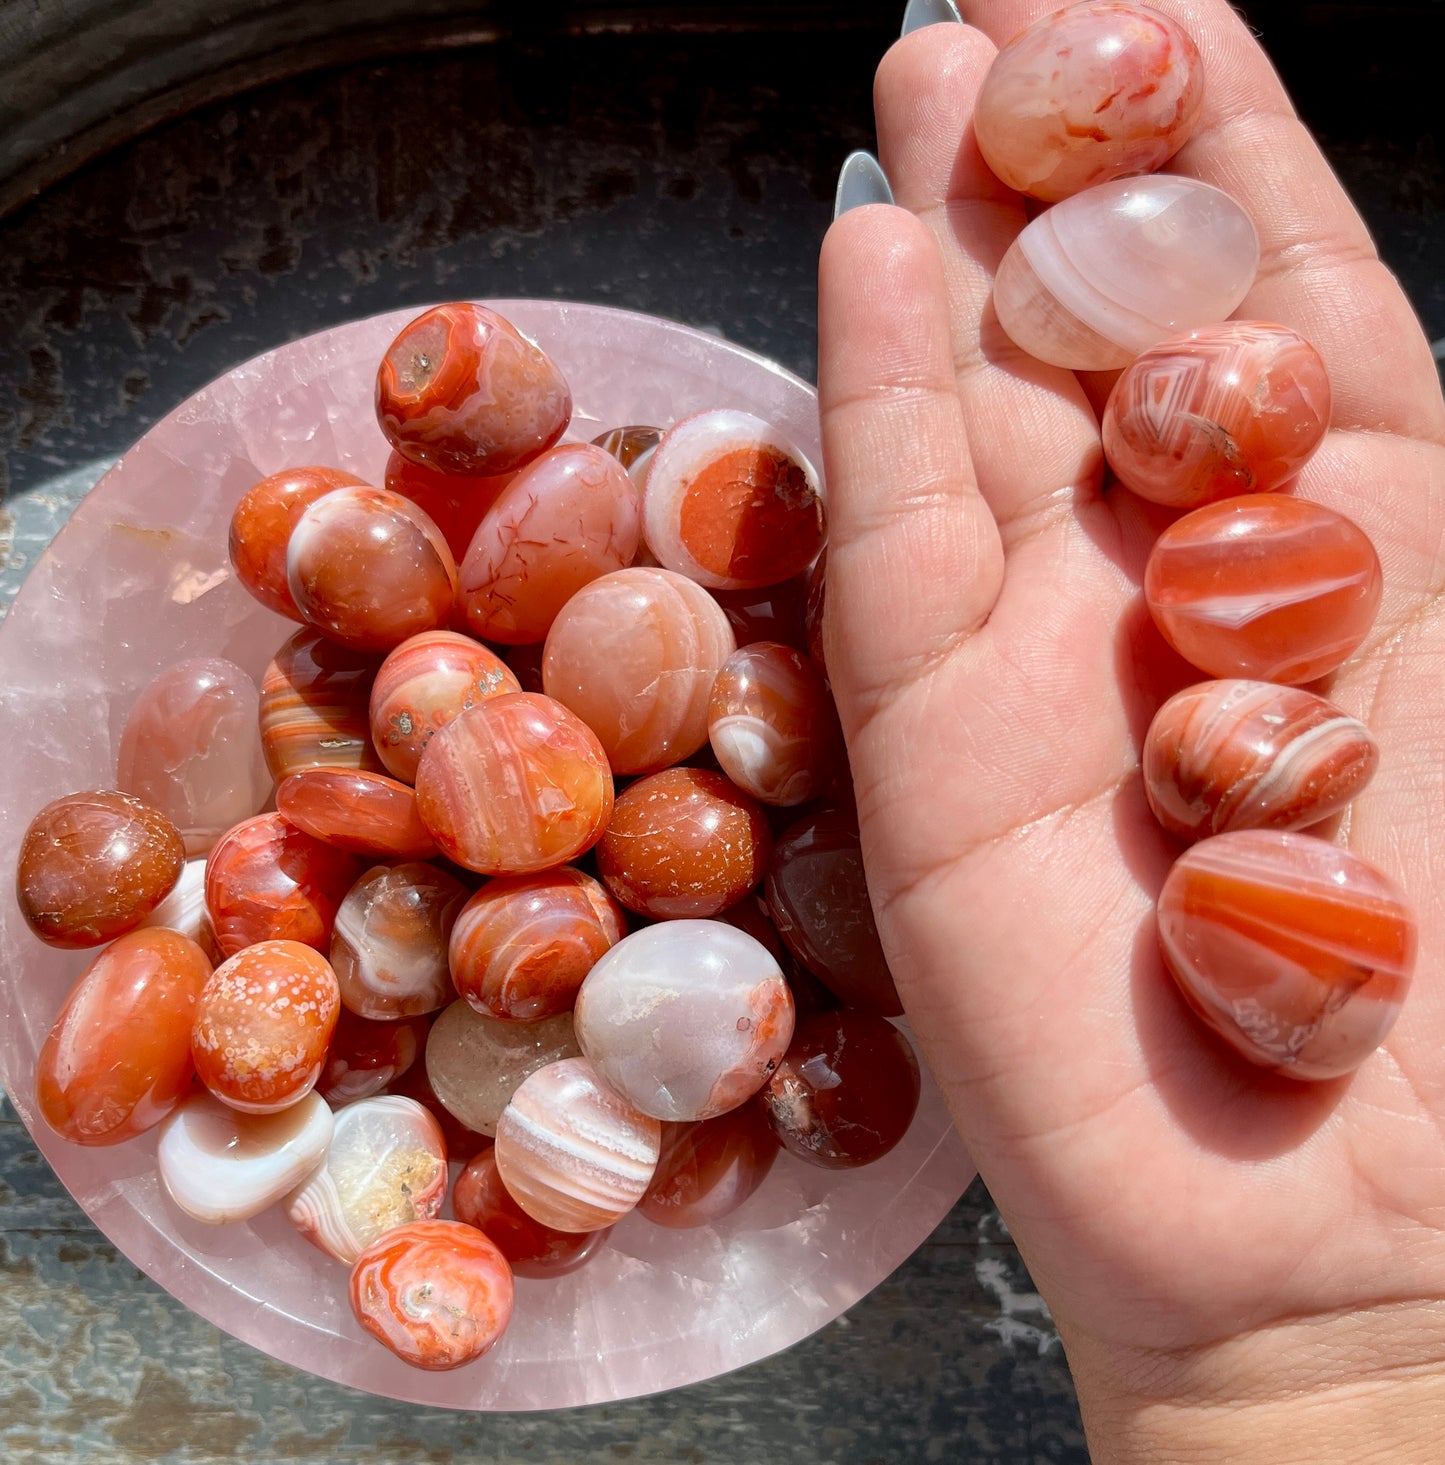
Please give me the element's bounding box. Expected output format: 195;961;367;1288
993;176;1260;370
157;1089;334;1224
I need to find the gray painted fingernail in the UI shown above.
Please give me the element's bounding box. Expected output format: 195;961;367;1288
834;151;894;218
901;0;963;35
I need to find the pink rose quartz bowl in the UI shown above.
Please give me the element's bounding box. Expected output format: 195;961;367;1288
0;301;975;1410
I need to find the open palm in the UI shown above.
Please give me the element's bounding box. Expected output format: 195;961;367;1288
817;0;1445;1410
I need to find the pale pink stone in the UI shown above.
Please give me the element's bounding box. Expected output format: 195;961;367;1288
116;657;270;856
542;567;736;774
286;1095;448;1264
975;2;1205;202
575;922;795;1122
457;442;642;644
993;176;1260;370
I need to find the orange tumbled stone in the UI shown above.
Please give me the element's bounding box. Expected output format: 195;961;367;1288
36;928;213;1145
17;790;185;949
191;939;340;1112
414;692;614;875
597;768;771;919
276;769;439;859
259;628;383;782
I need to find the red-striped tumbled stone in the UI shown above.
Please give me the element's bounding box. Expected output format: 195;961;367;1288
1143;495;1382;684
1143;680;1379;842
1157;830;1416;1079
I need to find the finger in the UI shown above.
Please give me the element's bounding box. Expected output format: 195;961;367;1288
874;24;1106;546
817;204;1004;724
959;0;1445;445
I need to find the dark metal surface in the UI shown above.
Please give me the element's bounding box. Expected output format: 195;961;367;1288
0;7;1440;1461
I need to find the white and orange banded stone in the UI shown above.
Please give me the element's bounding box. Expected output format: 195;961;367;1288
1103;321;1332;508
1143;494;1382;684
707;640;843;805
1143;680;1379;842
641;410;825;591
287;1095;447;1264
494;1057;661;1232
1157;830;1416;1079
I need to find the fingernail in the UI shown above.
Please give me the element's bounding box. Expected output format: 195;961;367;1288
901;0;962;35
834;151;895;219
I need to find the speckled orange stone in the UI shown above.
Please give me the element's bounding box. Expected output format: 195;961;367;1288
191;939;340;1112
414;693;614;875
597;768;771;919
17;790;185;949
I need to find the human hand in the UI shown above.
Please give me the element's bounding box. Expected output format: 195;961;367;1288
817;3;1445;1458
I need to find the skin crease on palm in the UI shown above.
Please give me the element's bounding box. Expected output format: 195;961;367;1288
816;0;1445;1454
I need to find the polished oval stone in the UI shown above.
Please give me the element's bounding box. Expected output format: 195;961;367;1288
1103;321;1333;507
449;867;627;1022
457;442;642;644
330;861;468;1019
349;1219;515;1371
137;856;221;961
276;768;439;860
757;1009;921;1168
369;629;520;785
117;657;270;856
376;302;571;476
158;1088;335;1225
229;464;367;621
765;808;903;1016
453;1148;610;1278
287;485;457;654
1144;679;1379;841
191;939;341;1113
424;1000;581;1137
316;1008;427;1106
597;768;773;920
414;692;614;875
259;628;384;783
707;640;843;805
17;789;185;949
975;1;1204;202
993;175;1260;370
384;448;515;563
1144;494;1383;684
494;1056;661;1232
1157;830;1417;1079
542;567;737;774
575;920;794;1122
642;409;826;590
35;928;213;1146
639;1105;780;1230
287;1094;448;1264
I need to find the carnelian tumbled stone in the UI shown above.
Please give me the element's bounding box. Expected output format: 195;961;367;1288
192;939;341;1112
204;812;364;957
1143;680;1379;842
384;449;515;563
542;567;736;774
259;628;383;782
1144;495;1382;684
369;630;521;785
35;928;213;1145
974;1;1205;203
286;486;457;654
457;442;642;645
1157;830;1417;1079
597;768;772;919
414;693;614;875
229;465;368;621
453;1148;610;1278
376;302;571;476
18;790;185;949
276;769;439;860
350;1219;515;1370
639;1106;780;1229
758;1009;920;1168
1103;322;1332;508
449;868;627;1022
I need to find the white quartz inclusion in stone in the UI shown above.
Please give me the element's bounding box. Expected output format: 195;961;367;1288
158;1089;334;1224
574;920;795;1122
